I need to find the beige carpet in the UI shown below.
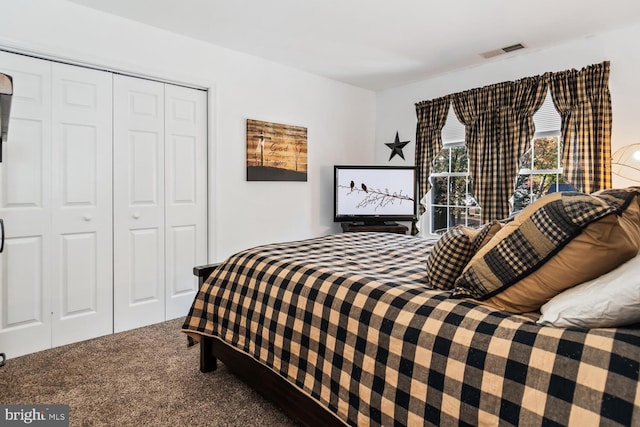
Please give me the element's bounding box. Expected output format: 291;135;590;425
0;318;297;426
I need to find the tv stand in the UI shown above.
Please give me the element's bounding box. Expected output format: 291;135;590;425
341;222;408;235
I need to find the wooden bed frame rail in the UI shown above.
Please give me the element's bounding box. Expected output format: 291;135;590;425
193;263;345;427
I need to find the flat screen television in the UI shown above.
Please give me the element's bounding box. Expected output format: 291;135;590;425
334;165;416;224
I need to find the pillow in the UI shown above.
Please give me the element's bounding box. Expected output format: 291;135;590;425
452;188;640;313
426;221;501;290
537;251;640;328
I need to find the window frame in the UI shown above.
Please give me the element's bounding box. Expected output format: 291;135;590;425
511;130;564;214
428;143;480;234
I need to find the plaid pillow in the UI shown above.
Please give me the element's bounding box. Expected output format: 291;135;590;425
452;187;640;307
426;221;501;290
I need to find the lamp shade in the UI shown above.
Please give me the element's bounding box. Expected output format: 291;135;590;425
612;143;640;182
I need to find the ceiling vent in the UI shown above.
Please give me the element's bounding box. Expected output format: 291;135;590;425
480;43;526;59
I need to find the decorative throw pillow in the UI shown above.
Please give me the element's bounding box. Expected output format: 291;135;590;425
537;251;640;328
451;187;640;313
426;221;501;290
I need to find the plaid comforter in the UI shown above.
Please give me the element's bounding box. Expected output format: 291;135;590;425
183;232;640;426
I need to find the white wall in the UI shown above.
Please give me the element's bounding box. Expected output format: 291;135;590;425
0;0;376;261
375;23;640;189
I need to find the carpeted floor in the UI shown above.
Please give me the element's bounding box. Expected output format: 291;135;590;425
0;318;297;426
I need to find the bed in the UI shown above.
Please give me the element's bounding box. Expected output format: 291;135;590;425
182;188;640;426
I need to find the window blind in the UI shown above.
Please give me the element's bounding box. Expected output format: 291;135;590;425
441;105;465;145
533;89;561;134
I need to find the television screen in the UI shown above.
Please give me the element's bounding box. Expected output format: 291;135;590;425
334;165;416;223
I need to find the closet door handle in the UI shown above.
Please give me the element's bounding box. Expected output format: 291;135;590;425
0;218;4;254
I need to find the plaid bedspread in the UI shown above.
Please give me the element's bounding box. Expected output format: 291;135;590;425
182;232;640;426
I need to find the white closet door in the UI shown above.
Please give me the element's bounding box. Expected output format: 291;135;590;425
0;52;53;357
113;75;165;332
164;85;207;319
50;63;113;347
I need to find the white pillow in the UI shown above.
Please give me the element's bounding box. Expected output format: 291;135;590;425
537;252;640;328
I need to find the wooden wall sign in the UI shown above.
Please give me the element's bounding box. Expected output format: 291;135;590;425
246;119;307;181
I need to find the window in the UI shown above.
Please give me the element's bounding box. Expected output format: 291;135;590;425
512;134;564;212
428;106;479;234
511;90;570;214
429;146;480;233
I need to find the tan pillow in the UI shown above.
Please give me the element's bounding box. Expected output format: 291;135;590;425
483;196;640;312
452;188;640;313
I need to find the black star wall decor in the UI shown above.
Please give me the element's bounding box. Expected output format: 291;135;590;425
385;131;410;161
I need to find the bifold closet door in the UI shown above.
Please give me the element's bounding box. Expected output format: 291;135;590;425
0;52;113;357
164;84;207;320
0;53;53;357
113;76;207;331
0;51;207;355
113;75;166;332
50;63;113;347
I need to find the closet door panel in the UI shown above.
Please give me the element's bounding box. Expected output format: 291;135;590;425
50;62;113;347
164;85;207;320
0;52;53;358
130;130;161;207
59;232;97;315
60;124;97;204
3;236;44;325
169;225;196;295
3;118;44;207
114;75;165;332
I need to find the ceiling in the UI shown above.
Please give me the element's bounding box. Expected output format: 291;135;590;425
68;0;640;91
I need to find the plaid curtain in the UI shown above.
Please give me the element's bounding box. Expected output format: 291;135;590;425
414;96;450;221
549;61;612;193
452;76;547;222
